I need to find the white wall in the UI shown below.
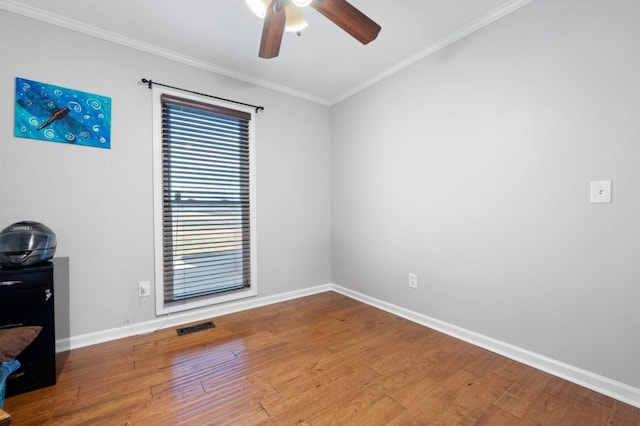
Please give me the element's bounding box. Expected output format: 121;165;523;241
0;11;331;337
331;0;640;389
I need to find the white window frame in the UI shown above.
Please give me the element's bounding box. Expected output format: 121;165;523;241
152;86;258;315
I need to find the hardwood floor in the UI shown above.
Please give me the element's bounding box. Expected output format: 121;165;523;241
4;291;640;425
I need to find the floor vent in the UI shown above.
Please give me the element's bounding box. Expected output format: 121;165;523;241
176;321;215;336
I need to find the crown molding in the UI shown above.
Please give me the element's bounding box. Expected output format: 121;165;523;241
0;0;533;107
330;0;536;105
0;0;331;106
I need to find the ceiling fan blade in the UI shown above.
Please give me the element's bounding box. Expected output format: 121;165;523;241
310;0;381;45
259;0;286;58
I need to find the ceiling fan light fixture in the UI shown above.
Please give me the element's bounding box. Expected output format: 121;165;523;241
257;0;380;59
292;0;313;7
284;4;308;33
246;0;270;19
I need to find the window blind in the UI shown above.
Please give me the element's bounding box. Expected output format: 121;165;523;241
161;94;252;303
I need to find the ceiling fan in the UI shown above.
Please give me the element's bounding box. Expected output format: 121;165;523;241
246;0;381;58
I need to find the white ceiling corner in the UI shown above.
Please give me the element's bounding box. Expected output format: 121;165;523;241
0;0;535;106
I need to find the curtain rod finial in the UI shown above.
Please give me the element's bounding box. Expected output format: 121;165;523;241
141;78;153;89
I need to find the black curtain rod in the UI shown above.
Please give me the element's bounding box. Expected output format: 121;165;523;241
141;78;264;113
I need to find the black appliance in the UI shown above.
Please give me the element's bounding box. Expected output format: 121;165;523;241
0;262;57;396
0;221;56;268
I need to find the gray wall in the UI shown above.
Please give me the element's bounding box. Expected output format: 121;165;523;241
3;0;639;392
331;0;640;388
0;11;331;336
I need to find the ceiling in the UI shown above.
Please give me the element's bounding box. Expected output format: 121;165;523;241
0;0;533;105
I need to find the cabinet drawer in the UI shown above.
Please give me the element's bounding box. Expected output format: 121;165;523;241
0;262;52;291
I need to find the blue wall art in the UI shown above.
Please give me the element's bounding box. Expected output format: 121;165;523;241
14;77;111;149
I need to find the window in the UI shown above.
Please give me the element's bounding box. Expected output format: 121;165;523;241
152;87;257;315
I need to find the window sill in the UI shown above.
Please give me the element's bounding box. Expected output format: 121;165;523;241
156;286;258;316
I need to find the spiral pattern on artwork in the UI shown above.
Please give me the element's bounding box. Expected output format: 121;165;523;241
68;101;82;113
86;98;102;110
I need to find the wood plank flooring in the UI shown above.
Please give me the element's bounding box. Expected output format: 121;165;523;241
4;291;640;425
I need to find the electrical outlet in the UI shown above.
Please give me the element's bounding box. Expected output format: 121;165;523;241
138;281;151;298
409;273;418;289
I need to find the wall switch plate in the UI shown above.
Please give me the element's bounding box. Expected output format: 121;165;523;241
409;273;418;289
590;180;612;203
138;281;151;298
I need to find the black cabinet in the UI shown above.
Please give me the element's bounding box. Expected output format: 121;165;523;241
0;262;56;397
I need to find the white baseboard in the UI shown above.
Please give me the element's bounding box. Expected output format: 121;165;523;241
59;284;333;351
329;284;640;409
57;282;640;409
